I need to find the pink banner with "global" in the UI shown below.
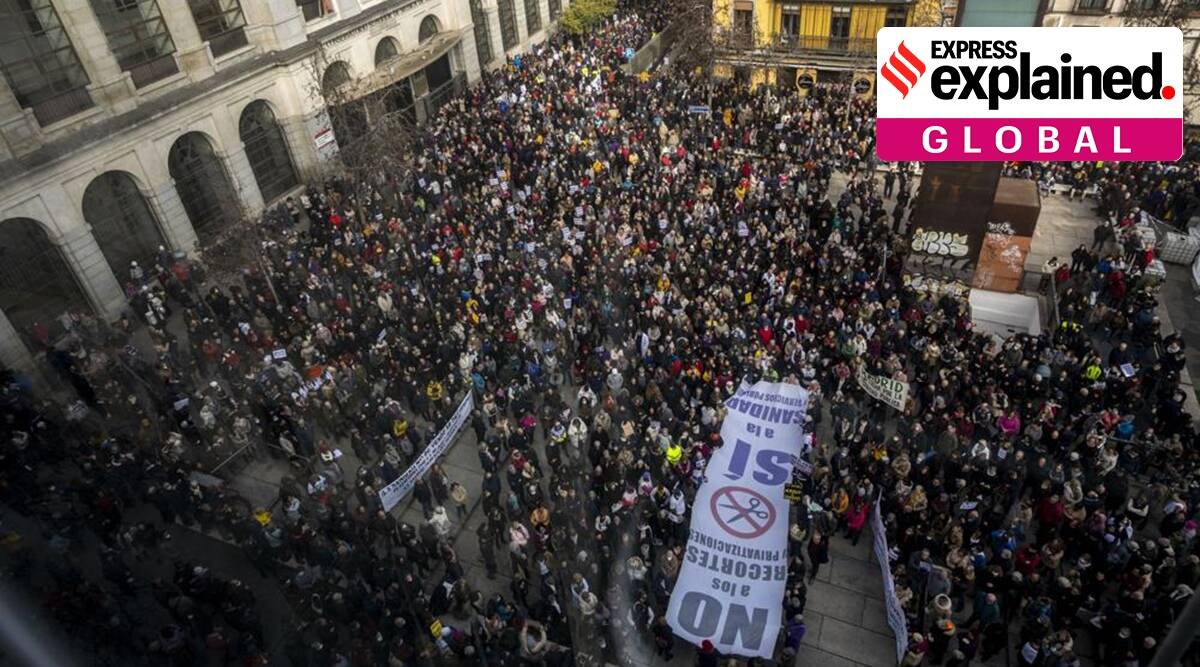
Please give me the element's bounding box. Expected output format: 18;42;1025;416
876;117;1183;162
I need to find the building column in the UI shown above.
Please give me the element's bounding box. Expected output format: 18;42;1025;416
462;27;484;83
0;80;40;158
222;146;267;214
242;0;308;51
158;0;216;80
58;4;137;113
513;0;530;47
532;0;547;38
56;224;126;321
0;309;38;381
336;0;363;20
279;113;323;180
146;180;200;254
482;1;505;58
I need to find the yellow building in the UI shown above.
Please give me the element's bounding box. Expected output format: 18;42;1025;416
713;0;915;90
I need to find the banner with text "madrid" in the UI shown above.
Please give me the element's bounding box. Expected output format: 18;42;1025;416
876;27;1183;162
667;380;808;658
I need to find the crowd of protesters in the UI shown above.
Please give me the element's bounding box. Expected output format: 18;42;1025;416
1005;159;1200;229
0;4;1198;667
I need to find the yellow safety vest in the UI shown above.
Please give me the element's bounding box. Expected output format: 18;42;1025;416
666;444;683;465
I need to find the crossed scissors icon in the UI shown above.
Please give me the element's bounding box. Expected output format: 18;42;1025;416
711;486;775;538
718;495;770;525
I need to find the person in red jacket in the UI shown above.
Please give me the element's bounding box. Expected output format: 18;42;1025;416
1014;543;1042;577
844;495;869;546
1037;494;1065;543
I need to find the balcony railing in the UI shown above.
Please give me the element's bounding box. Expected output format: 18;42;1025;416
774;34;875;55
128;54;180;89
722;30;755;50
208;27;249;57
1074;0;1110;13
30;87;94;127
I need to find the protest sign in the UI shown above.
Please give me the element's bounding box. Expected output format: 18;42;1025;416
667;381;808;658
872;497;908;663
855;365;909;411
378;393;475;512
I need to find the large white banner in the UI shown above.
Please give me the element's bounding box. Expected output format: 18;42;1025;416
379;392;475;512
856;364;909;411
872;497;908;663
667;380;808;658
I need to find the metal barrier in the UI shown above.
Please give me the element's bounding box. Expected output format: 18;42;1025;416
1046;271;1062;332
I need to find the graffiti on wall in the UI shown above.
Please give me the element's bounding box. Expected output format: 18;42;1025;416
911;228;970;257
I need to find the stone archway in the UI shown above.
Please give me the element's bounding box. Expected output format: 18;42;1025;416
82;171;168;286
419;15;441;43
0;218;91;346
239;101;299;202
168;132;239;244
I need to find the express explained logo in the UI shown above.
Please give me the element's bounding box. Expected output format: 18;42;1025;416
880;41;927;98
875;27;1184;162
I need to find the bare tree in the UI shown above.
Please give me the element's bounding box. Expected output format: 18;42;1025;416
666;0;717;71
304;42;423;187
911;0;944;27
1121;0;1200;119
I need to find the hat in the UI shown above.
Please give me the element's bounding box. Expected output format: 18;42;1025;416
700;640;714;652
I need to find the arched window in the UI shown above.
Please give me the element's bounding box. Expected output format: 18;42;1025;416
418;15;440;43
239;101;298;202
168;133;237;243
0;218;89;341
469;0;493;67
498;0;518;51
548;0;561;20
374;37;400;66
524;0;541;34
82;172;167;284
322;61;352;95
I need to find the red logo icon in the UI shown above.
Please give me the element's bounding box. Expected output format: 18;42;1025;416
880;41;926;98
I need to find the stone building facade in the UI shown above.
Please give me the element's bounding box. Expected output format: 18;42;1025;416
0;0;565;375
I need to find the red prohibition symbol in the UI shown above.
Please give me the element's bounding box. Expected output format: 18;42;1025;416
710;486;776;539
